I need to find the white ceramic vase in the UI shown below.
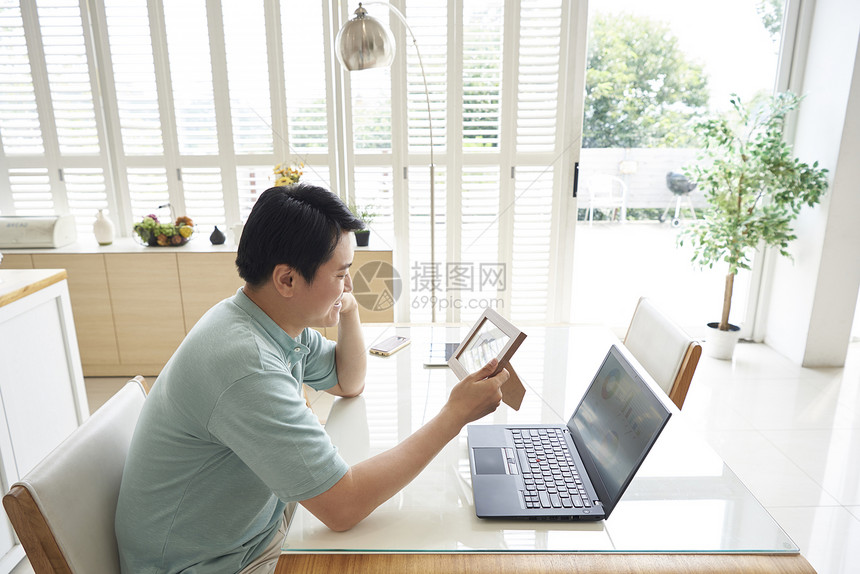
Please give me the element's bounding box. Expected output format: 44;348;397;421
705;322;741;360
93;209;115;246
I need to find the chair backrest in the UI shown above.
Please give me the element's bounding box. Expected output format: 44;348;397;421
3;377;147;574
586;174;627;205
624;298;701;409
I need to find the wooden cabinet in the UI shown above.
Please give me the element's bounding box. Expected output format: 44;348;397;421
32;254;119;366
177;252;244;330
0;254;33;270
1;244;393;376
105;253;186;371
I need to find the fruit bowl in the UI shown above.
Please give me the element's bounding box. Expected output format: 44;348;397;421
133;215;194;247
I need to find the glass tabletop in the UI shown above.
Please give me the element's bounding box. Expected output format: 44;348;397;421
284;324;798;554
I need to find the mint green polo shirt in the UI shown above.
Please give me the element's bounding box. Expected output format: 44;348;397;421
115;288;349;574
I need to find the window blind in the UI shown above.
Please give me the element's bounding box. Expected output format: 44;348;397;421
0;3;44;156
37;0;100;156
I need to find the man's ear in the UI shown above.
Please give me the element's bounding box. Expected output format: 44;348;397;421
271;264;297;298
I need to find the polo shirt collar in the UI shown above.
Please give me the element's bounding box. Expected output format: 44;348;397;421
232;287;310;360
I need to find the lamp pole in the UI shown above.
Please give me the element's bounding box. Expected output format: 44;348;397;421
336;2;437;322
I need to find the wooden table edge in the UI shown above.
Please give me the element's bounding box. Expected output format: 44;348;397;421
276;551;815;574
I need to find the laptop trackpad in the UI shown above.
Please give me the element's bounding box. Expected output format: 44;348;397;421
473;448;507;474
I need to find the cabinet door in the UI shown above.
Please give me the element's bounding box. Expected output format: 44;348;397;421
0;284;80;475
32;254;119;365
106;253;185;369
352;250;395;323
0;254;33;269
177;253;244;331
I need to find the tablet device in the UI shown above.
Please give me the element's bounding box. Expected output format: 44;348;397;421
448;309;527;410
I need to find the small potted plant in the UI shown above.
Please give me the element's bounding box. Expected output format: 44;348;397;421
133;214;195;247
679;92;829;359
348;200;376;247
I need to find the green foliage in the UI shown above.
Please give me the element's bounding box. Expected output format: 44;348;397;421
756;0;784;42
348;200;377;227
584;13;709;149
679;92;829;325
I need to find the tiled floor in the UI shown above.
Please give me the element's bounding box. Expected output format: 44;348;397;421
681;340;860;574
13;340;860;573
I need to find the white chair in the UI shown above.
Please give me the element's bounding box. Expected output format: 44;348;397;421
623;298;701;409
585;174;627;223
3;377;147;573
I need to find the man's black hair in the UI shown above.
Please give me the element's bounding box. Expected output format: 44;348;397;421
236;183;365;286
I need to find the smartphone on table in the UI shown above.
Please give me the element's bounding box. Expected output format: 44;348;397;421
369;335;411;356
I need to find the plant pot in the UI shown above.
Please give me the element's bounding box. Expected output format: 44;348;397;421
354;230;370;247
705;322;741;360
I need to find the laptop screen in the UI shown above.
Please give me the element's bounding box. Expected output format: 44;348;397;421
567;345;671;514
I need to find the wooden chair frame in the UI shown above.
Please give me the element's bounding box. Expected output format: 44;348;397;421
3;376;147;574
624;298;701;410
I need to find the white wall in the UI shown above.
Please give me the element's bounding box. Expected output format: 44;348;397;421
763;0;860;366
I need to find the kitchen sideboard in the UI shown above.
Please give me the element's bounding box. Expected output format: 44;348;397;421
0;239;394;376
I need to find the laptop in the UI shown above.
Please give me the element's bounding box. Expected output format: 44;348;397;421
423;342;459;368
467;344;671;521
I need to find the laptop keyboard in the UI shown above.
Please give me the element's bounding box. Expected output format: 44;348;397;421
510;428;592;510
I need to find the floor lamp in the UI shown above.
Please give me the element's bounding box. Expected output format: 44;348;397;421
336;2;438;322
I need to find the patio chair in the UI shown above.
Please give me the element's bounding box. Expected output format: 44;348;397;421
584;174;627;223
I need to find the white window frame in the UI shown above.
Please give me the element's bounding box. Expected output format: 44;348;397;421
3;0;588;324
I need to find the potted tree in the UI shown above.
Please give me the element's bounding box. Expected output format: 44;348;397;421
348;201;376;247
679;92;829;359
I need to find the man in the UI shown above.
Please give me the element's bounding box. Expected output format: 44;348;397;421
115;184;509;573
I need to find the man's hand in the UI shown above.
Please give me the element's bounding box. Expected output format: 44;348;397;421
338;292;359;316
443;359;509;426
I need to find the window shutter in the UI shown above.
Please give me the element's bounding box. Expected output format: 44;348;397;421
407;166;447;323
127;167;169;222
8;168;53;214
405;1;446;154
351;66;391;153
516;0;562;152
237;165;273;223
0;3;44;155
296;163;331;191
281;1;329;153
462;0;504;151
64;167;107;236
162;0;218;155
222;0;272;155
103;0;163;156
35;0;100;155
354;166;394;247
180;167;224;230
